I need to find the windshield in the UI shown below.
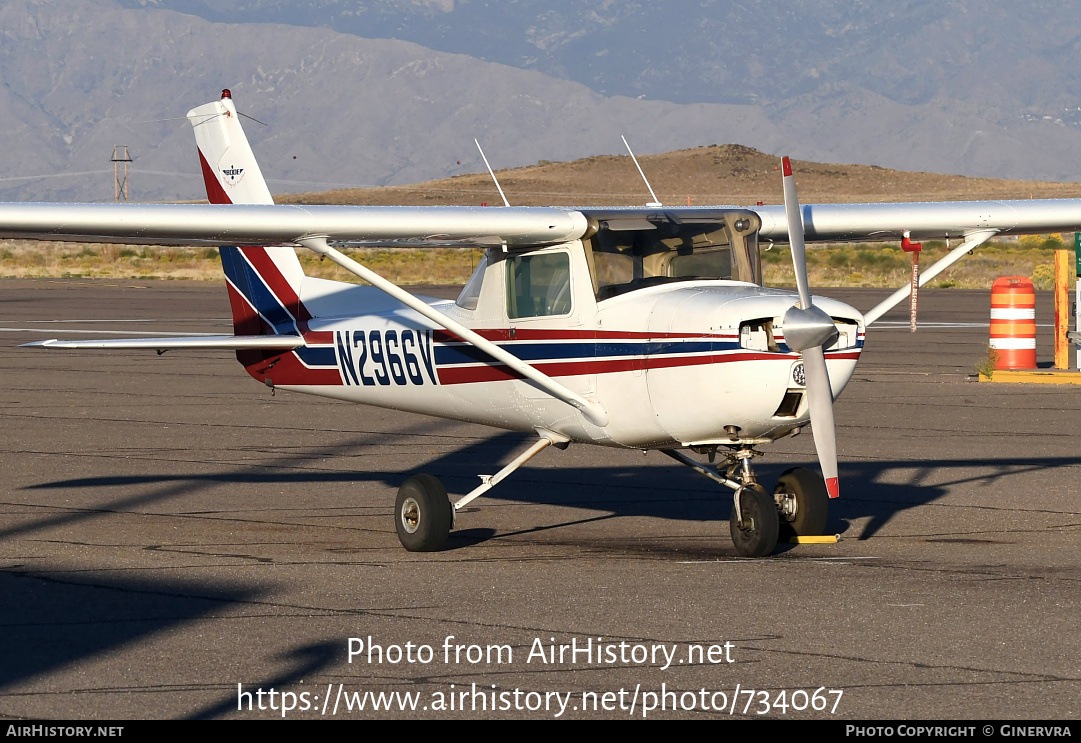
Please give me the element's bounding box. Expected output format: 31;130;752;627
586;221;734;300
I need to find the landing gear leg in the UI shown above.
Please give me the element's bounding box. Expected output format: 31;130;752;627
663;447;780;557
727;448;778;557
393;430;568;552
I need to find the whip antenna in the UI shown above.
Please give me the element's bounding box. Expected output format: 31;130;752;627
474;139;510;207
621;135;661;207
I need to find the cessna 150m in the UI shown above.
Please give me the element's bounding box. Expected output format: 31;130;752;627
3;91;1081;557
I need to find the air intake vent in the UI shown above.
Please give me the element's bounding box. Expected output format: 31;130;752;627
773;390;803;418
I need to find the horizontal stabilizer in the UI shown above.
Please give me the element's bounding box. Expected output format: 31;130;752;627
22;335;306;351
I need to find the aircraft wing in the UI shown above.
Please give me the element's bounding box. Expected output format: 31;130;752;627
0;203;589;249
2;199;1080;249
752;199;1081;241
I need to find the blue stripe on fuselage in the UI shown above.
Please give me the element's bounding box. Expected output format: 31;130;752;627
295;345;336;367
432;337;864;366
433;340;738;366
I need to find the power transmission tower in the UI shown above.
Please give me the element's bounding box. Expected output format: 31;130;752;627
112;145;132;202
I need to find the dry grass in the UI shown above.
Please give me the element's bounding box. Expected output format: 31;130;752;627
0;241;221;281
763;238;1077;291
2;238;1071;291
0;240;487;285
299;247;485;285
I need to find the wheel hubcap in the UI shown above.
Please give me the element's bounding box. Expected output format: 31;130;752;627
400;497;421;534
777;490;798;521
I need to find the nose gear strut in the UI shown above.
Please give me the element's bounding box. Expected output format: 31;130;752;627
663;445;828;557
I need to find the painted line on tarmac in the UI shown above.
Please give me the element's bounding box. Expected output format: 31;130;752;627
676;556;881;564
0;327;218;336
0;318;231;324
876;321;1052;328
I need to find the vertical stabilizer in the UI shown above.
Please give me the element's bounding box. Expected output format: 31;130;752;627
187;90;308;342
186;89;274;206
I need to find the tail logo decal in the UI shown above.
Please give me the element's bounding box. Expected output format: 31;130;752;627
220;165;245;186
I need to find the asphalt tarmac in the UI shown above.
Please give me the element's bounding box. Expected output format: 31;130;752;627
0;278;1077;720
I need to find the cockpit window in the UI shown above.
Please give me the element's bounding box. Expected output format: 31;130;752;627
587;222;734;300
506;252;572;319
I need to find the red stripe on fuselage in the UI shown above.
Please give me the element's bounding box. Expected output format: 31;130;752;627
238;348;342;386
436;349;861;385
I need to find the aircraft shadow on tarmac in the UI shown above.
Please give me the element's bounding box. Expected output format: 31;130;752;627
0;571;264;692
6;431;1077;711
0;568;344;719
19;431;1081;550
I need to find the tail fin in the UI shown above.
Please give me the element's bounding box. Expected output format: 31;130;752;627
187;89;274;206
187;90;307;338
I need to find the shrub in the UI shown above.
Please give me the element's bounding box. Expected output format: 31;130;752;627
1032;264;1055;290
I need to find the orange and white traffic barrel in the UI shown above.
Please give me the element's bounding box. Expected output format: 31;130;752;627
990;276;1037;369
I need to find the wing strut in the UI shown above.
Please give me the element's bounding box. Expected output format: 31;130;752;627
296;237;610;427
863;229;998;325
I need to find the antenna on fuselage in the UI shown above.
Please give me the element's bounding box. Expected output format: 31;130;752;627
621;134;662;207
474;138;510;207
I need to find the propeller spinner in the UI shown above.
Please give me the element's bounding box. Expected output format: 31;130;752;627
780;156;841;499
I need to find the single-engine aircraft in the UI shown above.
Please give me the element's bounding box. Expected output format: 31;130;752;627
3;91;1081;557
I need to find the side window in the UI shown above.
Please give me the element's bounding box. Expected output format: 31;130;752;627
506;252;572;319
455;252;488;310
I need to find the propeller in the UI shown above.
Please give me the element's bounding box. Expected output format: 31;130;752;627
780;156;841;498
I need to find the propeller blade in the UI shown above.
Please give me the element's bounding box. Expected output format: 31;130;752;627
802;346;840;498
781;156;812;310
781;156;840;498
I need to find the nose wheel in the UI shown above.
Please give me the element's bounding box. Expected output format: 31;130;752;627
729;484;779;557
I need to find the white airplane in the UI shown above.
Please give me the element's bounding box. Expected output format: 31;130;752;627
3;90;1081;557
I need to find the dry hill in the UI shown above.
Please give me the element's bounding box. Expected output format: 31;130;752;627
279;145;1081;208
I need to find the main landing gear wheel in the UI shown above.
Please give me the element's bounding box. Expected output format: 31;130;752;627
395;474;452;552
729;484;779;557
774;467;829;539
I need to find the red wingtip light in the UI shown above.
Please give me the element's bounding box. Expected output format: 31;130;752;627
221;88;232;99
782;156;793;177
826;477;839;499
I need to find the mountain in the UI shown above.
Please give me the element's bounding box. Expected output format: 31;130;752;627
122;0;1081;118
1;0;1080;203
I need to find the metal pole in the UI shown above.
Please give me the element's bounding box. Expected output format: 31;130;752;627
909;247;920;332
1075;233;1081;370
111;145;132;203
1055;249;1070;369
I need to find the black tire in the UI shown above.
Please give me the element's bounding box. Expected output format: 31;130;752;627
729;484;779;557
395;474;452;552
775;467;829;539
